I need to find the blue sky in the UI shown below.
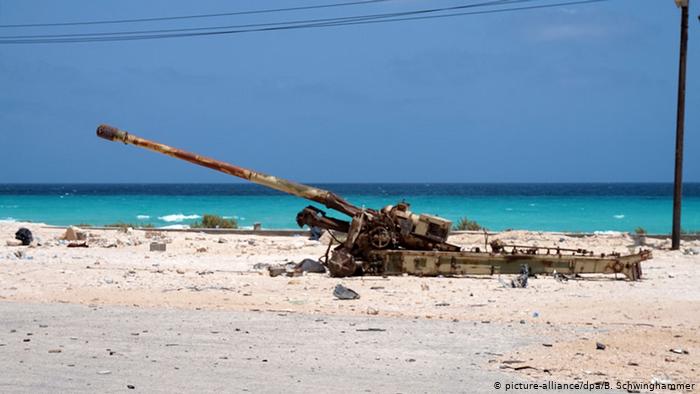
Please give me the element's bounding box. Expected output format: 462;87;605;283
0;0;697;183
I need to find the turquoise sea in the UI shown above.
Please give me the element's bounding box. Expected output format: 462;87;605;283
1;183;699;234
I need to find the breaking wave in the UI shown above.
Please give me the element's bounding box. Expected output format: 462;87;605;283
613;214;625;219
158;214;201;223
0;217;17;223
594;231;623;235
159;224;190;229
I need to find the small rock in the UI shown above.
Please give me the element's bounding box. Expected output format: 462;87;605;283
176;269;185;275
253;263;271;270
97;370;111;375
149;242;166;252
684;247;700;255
596;342;606;350
48;349;62;353
267;266;285;277
62;226;87;241
15;228;33;245
669;348;689;355
333;284;360;300
367;307;379;315
217;238;227;244
296;259;326;273
127;385;135;390
6;240;23;247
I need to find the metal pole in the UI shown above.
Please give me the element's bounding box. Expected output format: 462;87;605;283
672;0;689;250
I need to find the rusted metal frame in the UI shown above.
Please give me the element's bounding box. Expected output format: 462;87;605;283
295;206;350;233
496;244;601;256
367;250;650;280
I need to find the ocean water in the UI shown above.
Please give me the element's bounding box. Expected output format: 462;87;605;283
1;183;699;234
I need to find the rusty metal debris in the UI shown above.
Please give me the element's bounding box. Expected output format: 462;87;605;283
511;264;529;288
96;124;651;280
267;259;326;277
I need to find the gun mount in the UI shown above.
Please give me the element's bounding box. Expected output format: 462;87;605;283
97;124;650;280
97;124;458;277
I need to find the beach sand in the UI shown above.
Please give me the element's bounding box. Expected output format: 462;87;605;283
1;222;698;392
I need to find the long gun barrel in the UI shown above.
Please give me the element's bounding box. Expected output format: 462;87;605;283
96;124;362;218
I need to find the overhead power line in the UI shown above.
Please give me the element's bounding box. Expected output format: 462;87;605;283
0;0;394;28
0;0;528;40
0;0;611;45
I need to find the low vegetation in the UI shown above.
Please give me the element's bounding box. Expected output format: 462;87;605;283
453;217;483;231
634;227;647;235
191;214;238;229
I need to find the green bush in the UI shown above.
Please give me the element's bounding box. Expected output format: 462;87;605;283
191;214;238;229
634;227;647;235
453;217;483;231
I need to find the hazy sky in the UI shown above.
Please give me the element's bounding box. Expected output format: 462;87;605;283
0;0;697;183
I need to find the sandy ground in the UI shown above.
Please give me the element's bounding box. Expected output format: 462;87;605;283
1;222;699;392
0;302;542;393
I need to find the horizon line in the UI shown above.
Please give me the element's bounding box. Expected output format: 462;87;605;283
1;181;700;185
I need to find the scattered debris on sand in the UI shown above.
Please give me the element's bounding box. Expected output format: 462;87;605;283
1;222;698;386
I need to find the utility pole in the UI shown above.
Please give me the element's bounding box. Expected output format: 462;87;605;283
672;0;689;250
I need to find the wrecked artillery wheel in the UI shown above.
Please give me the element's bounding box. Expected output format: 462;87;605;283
327;249;358;277
369;227;392;249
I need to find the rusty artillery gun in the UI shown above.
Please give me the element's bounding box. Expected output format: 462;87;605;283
97;124;650;280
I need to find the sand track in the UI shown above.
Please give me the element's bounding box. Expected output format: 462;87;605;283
1;222;699;392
